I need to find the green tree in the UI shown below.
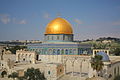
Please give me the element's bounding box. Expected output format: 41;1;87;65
8;72;18;80
24;67;46;80
113;48;120;56
91;55;104;76
1;71;7;78
93;42;108;49
17;77;25;80
9;45;27;54
8;68;45;80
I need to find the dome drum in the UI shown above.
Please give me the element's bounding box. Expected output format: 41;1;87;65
44;34;73;42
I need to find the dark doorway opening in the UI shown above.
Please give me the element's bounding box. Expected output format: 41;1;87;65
36;55;39;60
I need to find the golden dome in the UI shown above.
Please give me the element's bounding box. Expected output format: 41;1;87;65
45;17;73;34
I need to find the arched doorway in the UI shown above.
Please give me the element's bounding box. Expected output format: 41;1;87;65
66;60;72;74
81;60;89;77
36;54;39;60
74;60;80;76
18;54;20;61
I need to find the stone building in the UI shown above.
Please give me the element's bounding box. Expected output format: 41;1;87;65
16;49;36;64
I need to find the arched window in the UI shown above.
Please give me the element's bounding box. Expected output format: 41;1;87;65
69;49;72;55
33;49;35;51
57;49;60;55
57;36;59;40
53;49;56;55
94;51;96;54
65;36;68;40
29;54;31;58
105;51;107;54
49;49;52;55
44;49;47;54
80;49;83;54
47;36;49;40
35;49;37;52
48;71;50;74
39;49;41;54
52;36;53;40
65;49;68;55
63;36;65;40
61;49;64;55
73;49;76;54
25;54;27;57
42;49;45;55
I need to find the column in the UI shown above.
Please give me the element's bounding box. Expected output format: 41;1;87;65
80;61;82;77
16;53;18;62
64;64;66;74
63;59;67;74
107;50;109;56
93;50;95;57
71;60;75;76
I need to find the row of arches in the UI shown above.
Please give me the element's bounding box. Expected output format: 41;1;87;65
48;49;76;55
63;57;90;77
113;65;120;77
30;48;78;55
93;49;109;55
17;53;33;63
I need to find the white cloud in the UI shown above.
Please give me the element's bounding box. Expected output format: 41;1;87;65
17;20;27;24
0;14;10;24
13;18;27;24
0;14;27;24
74;19;83;24
112;21;120;26
43;13;50;19
0;14;9;17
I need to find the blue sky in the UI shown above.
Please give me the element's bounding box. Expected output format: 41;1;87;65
0;0;120;41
